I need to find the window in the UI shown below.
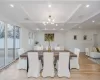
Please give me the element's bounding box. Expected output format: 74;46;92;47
0;21;20;69
7;24;20;64
7;24;14;64
0;21;5;68
15;26;20;58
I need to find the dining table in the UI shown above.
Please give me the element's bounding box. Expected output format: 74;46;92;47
20;50;77;72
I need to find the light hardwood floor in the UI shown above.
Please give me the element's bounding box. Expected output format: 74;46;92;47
0;53;100;80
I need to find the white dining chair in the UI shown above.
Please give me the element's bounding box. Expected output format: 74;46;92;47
45;46;53;50
42;52;55;77
34;46;43;50
17;48;27;70
27;52;42;78
60;46;64;50
56;52;70;78
55;47;60;50
70;48;80;69
85;48;90;56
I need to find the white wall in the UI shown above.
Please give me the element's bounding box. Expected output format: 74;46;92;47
35;29;100;52
20;27;34;51
96;30;100;46
65;29;98;52
34;32;65;49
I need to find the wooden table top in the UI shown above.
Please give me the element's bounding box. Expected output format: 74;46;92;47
20;50;77;57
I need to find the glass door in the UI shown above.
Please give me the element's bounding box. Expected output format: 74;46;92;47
7;24;14;64
15;26;20;59
0;21;5;68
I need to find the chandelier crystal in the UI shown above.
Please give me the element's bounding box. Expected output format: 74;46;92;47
43;15;58;26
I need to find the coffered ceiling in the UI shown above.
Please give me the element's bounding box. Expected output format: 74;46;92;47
0;0;100;31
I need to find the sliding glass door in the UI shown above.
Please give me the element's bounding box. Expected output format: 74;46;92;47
0;21;5;68
15;26;20;59
7;24;14;64
0;21;20;69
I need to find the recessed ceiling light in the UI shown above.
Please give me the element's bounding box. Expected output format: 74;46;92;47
56;24;58;26
92;20;95;23
60;28;64;30
48;4;51;8
10;4;14;8
86;5;90;8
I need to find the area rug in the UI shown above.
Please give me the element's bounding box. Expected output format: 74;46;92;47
88;57;100;65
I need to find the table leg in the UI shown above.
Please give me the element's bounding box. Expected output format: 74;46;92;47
27;57;29;72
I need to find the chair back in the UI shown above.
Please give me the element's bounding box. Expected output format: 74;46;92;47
85;48;89;56
18;48;24;56
43;52;54;68
28;52;40;77
28;52;39;63
45;46;52;50
58;52;70;77
74;48;80;57
42;52;54;77
34;46;43;50
55;47;60;50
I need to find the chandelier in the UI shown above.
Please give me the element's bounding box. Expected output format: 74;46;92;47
43;15;58;26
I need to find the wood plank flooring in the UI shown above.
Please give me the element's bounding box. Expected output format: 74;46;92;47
0;53;100;80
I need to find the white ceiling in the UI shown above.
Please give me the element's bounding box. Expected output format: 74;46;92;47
0;0;100;31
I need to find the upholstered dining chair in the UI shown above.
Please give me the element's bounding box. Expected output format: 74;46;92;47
85;48;90;56
70;48;80;69
34;46;43;50
56;52;70;78
55;47;60;50
27;52;42;78
42;52;55;77
17;48;27;69
45;46;53;50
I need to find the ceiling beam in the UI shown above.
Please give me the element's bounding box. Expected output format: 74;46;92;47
69;9;100;31
65;4;82;23
20;4;33;21
68;23;79;30
81;10;100;23
68;6;100;31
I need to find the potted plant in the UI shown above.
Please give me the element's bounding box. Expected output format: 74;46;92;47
45;34;54;52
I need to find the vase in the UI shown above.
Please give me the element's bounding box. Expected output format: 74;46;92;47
48;41;51;52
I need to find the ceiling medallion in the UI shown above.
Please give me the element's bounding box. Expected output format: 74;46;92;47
43;15;58;26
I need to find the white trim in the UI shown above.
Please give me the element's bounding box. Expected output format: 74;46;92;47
20;4;32;21
66;4;82;23
4;23;8;65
